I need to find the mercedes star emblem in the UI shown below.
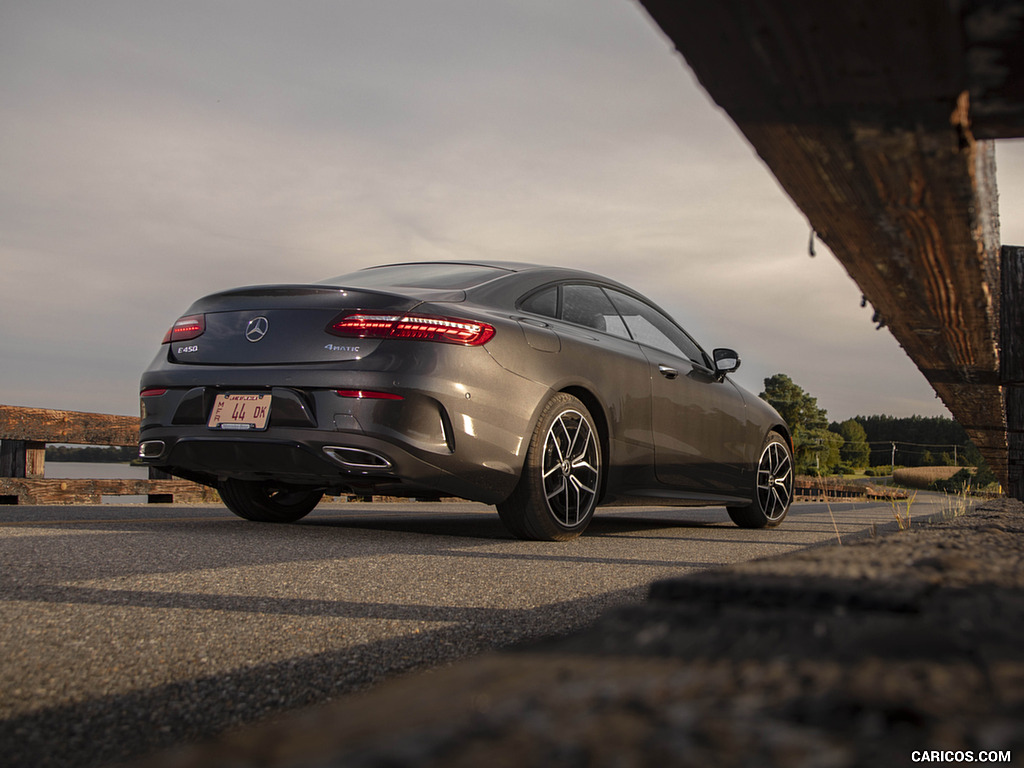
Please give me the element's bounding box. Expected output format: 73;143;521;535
245;316;270;342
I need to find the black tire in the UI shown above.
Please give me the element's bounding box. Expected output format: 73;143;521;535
727;431;793;529
219;479;324;523
497;393;602;541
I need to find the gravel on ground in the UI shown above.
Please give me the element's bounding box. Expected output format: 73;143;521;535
138;498;1024;768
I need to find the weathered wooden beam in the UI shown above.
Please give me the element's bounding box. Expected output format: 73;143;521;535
1003;245;1024;500
962;1;1024;139
0;478;220;505
638;0;1010;486
0;405;139;446
0;406;222;505
734;121;1007;483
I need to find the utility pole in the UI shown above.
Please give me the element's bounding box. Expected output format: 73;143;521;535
891;441;896;468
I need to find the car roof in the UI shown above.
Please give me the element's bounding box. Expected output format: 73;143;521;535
357;260;634;287
317;260;645;306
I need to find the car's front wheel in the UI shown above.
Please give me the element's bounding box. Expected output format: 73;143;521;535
727;431;793;529
497;393;602;541
219;479;324;523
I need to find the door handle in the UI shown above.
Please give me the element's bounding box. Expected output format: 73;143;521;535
658;365;679;379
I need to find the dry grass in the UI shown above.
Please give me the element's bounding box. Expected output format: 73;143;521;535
890;491;917;530
941;482;973;518
891;466;966;490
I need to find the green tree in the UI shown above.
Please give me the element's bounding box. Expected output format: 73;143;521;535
854;414;970;467
760;374;839;474
794;426;843;475
832;419;870;469
760;374;828;432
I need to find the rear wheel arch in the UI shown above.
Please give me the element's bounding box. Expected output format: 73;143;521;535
505;385;610;500
558;386;610;505
497;391;603;540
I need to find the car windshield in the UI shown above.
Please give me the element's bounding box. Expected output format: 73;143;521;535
320;263;512;290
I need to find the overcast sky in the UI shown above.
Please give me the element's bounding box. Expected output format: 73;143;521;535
3;0;1023;421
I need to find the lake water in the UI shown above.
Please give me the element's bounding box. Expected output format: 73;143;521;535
45;462;149;480
45;462;150;503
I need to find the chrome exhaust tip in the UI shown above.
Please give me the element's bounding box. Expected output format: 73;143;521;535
139;440;166;459
323;446;393;470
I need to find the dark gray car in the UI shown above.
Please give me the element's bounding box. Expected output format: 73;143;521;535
139;261;793;540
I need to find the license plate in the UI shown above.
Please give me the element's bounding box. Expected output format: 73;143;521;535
208;393;271;431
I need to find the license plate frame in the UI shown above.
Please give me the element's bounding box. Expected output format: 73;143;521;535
208;393;271;431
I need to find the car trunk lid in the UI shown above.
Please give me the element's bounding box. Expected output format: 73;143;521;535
168;285;422;365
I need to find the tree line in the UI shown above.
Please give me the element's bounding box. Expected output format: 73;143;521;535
759;373;987;476
45;445;137;463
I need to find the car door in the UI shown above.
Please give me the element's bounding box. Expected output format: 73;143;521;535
605;289;751;496
518;282;659;490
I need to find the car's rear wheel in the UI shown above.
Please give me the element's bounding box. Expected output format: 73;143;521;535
497;393;601;541
219;479;324;523
727;431;793;529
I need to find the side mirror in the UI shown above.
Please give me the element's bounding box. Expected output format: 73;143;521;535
713;348;741;375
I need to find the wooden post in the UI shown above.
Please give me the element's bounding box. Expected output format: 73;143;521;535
0;440;21;477
148;465;174;503
0;440;45;478
1002;245;1024;501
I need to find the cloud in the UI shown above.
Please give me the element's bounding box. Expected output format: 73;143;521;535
0;0;1003;421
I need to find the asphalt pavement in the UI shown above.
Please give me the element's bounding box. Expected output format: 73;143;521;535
0;495;962;768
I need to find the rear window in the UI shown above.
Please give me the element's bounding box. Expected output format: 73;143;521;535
320;263;511;290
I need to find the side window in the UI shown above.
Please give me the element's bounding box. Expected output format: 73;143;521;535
561;284;630;339
519;285;558;319
607;290;705;363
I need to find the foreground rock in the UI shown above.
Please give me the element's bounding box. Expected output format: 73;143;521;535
141;500;1024;767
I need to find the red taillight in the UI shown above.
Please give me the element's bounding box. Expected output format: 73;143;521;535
162;314;205;344
140;388;167;397
335;389;404;400
327;313;495;346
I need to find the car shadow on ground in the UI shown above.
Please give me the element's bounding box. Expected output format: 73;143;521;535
301;507;730;540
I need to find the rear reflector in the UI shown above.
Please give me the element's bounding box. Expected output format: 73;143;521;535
335;389;404;400
327;313;494;346
162;314;205;344
140;388;168;397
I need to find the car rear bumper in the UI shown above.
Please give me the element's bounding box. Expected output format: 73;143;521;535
137;362;548;504
140;427;510;502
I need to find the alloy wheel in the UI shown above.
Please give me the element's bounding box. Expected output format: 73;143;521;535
541;408;600;528
756;439;793;521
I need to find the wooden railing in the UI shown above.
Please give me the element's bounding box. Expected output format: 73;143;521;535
1;403;922;507
0;405;219;505
793;478;907;501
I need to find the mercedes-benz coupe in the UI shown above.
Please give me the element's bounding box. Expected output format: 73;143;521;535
139;261;793;540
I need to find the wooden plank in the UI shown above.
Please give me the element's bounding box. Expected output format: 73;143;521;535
640;0;966;126
25;442;45;478
0;405;139;446
743;125;1007;483
962;2;1024;139
638;0;1010;487
0;478;220;505
1003;245;1024;500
